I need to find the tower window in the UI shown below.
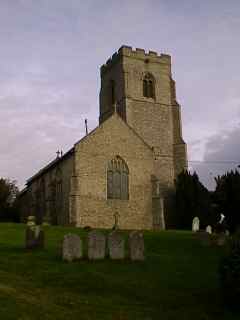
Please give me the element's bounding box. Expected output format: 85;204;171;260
107;156;129;200
143;73;155;98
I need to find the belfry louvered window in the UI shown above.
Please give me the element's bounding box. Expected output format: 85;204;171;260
107;156;129;200
143;73;155;98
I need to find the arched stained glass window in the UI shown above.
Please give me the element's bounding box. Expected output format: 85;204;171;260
107;156;129;200
143;73;155;98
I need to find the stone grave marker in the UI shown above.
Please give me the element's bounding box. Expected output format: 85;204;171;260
88;230;106;260
108;231;125;260
25;225;44;249
192;217;200;232
206;225;212;234
129;231;145;261
62;234;82;262
27;215;36;227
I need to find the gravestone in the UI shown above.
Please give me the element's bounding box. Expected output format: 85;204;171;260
192;217;200;232
206;225;212;234
129;231;145;261
62;234;82;262
27;215;36;227
225;230;230;236
25;226;44;249
88;230;106;260
108;231;125;260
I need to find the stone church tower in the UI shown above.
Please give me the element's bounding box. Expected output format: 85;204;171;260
99;46;187;226
19;46;187;230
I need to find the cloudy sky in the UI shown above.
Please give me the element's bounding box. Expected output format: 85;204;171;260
0;0;239;190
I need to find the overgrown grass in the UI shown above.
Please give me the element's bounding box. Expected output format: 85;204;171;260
0;223;238;319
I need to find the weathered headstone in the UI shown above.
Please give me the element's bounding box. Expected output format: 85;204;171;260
108;231;125;260
192;217;200;232
129;231;145;261
25;226;44;249
206;225;212;234
62;234;82;262
27;215;36;227
88;230;106;260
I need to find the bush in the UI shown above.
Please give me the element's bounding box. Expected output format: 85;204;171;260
219;234;240;309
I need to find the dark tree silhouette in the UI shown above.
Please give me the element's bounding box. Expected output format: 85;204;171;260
175;171;213;230
214;170;240;233
0;178;20;222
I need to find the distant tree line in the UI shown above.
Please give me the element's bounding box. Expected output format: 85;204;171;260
174;170;240;233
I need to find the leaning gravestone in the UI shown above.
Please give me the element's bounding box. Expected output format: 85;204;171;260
129;231;145;261
25;225;44;249
206;225;212;234
62;234;82;262
192;217;200;232
88;230;106;260
108;231;125;260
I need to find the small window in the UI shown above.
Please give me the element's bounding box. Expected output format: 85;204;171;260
143;73;155;98
107;156;129;200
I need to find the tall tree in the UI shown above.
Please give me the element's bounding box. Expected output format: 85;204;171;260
214;170;240;233
175;171;212;230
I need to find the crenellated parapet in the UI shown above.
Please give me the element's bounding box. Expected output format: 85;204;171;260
100;45;171;75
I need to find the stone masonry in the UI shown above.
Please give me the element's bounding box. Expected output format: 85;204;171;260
19;46;187;230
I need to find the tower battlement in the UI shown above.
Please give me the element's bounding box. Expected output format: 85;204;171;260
100;46;171;75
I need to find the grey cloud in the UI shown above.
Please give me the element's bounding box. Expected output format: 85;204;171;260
191;126;240;189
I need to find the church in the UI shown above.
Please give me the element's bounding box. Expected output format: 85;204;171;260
19;46;187;230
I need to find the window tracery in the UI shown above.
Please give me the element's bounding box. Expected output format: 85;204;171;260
107;156;129;200
143;73;155;98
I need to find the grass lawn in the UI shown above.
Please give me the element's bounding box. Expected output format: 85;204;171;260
0;223;238;320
